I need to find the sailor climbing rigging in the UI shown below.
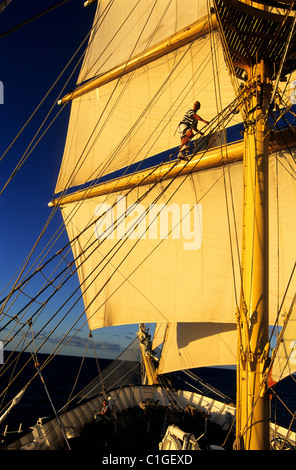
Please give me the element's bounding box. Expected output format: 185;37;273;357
178;101;209;158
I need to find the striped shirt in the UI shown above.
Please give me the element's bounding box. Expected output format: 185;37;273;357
180;109;197;129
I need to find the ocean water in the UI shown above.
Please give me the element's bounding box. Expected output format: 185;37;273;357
0;351;295;438
0;352;111;432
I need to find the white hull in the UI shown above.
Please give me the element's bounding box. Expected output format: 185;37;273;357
6;385;234;450
5;384;295;450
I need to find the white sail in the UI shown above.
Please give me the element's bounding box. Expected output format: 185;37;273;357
157;322;237;374
79;0;209;80
60;148;296;331
151;322;167;350
61;162;239;330
55;2;238;195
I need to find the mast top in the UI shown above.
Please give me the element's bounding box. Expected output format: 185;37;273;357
214;0;296;79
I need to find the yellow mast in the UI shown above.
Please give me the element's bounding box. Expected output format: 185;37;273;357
213;0;296;450
236;60;271;450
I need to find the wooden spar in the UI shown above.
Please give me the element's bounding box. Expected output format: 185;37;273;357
57;13;217;105
49;140;242;207
49;127;295;207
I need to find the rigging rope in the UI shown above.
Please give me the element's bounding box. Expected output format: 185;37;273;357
0;0;70;39
62;333;92;413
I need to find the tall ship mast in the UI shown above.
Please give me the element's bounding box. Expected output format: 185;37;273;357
1;0;296;452
213;0;296;449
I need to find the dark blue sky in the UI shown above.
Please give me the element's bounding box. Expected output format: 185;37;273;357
0;0;139;358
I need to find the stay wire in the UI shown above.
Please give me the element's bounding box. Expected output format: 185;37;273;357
29;319;72;450
62;333;91;413
0;0;70;39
